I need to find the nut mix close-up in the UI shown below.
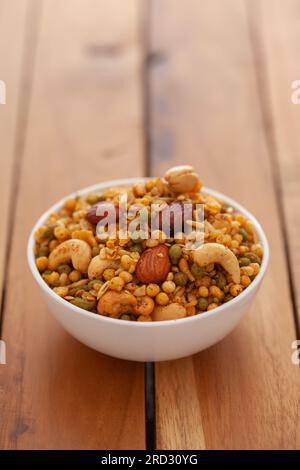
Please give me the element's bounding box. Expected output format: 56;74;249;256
34;165;263;322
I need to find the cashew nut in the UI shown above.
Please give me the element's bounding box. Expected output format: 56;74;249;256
152;302;187;321
97;290;137;317
191;243;240;284
48;239;92;273
164;165;201;193
88;256;120;280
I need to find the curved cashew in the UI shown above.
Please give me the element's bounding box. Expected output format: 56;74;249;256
97;290;137;317
164;165;201;193
48;239;92;273
152;302;187;321
88;256;120;280
191;243;240;284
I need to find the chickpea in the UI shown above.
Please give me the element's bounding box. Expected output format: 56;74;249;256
45;271;60;286
49;239;59;252
198;286;209;298
166;272;174;281
36;256;48;272
146;284;160;297
54;226;70;241
109;276;125;292
199;276;211;288
240;266;254;276
251;243;263;258
209;285;224;301
207;302;218;311
134;182;146;197
250;262;260;275
64;198;77;212
69;270;82;282
138;315;152;322
103;268;116;281
135;296;155;315
230;284;243;297
233;233;243;244
162;281;176;294
186;305;196;316
119;271;133;284
241;275;251;287
155;292;169;306
230;240;239;249
222;234;232;246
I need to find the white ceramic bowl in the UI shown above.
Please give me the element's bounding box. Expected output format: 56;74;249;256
28;179;269;362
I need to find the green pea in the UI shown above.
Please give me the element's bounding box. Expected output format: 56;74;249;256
70;298;96;311
239;228;248;241
57;264;72;274
191;263;205;279
120;314;132;321
86;193;104;205
215;272;227;290
38;245;49;257
69;286;89;296
174;272;188;286
239;257;251;267
245;252;261;264
198;298;208;311
42;225;55;240
92;246;100;257
169;245;182;263
42;270;52;279
130;243;143;254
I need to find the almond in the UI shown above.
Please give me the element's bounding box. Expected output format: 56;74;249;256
136;245;171;284
86;202;118;225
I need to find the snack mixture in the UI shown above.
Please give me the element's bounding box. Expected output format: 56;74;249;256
34;165;263;321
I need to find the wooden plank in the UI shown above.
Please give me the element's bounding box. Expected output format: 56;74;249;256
0;0;145;449
150;0;300;449
248;0;300;326
0;0;29;311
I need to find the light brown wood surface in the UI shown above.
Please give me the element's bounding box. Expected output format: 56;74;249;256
248;0;300;325
150;0;300;449
0;0;29;312
1;0;300;450
0;0;145;449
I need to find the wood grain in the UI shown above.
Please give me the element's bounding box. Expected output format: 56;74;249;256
150;0;300;449
0;0;145;449
247;0;300;327
0;0;29;312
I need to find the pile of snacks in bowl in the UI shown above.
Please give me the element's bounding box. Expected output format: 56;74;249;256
34;165;263;322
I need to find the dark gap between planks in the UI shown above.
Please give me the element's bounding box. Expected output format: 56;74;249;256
142;0;157;450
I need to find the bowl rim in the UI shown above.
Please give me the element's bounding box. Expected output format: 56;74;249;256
27;178;270;328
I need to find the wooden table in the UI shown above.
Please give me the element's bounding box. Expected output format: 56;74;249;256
0;0;300;450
